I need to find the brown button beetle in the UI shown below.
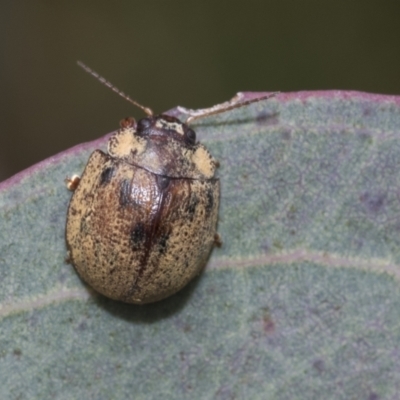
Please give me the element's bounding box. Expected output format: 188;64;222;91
66;62;275;304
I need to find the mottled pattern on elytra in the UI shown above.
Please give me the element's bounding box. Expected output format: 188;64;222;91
66;150;219;304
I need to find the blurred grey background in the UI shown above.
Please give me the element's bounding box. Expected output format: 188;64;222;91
1;2;399;181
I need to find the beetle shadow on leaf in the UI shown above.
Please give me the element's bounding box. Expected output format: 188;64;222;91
93;273;203;323
186;111;280;129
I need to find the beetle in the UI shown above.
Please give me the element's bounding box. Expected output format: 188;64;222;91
66;62;276;304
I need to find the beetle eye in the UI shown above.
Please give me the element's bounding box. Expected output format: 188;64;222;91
185;129;196;145
137;117;152;134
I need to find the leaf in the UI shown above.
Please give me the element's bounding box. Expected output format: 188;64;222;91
1;91;400;399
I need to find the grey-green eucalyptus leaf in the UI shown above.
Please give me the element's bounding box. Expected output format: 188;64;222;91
1;91;400;399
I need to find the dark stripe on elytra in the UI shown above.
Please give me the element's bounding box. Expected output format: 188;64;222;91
130;222;147;249
99;167;115;185
158;232;170;254
205;187;214;215
187;195;199;220
119;179;132;207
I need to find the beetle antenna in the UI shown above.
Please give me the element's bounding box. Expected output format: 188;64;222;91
178;92;279;124
77;61;153;116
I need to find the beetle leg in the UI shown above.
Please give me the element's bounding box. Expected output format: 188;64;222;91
65;174;81;191
214;233;222;247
